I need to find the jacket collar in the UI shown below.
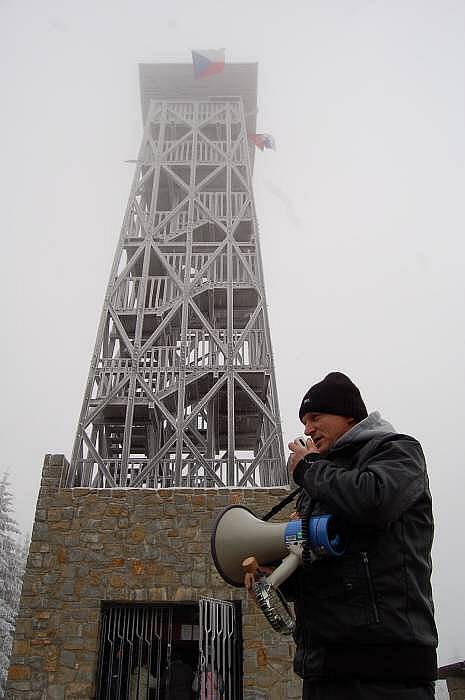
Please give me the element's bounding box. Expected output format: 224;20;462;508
330;411;396;453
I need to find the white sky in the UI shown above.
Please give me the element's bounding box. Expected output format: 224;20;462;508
1;0;464;666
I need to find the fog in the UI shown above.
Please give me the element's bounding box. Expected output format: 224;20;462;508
1;0;464;667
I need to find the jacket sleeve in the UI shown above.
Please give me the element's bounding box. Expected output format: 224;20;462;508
294;436;428;527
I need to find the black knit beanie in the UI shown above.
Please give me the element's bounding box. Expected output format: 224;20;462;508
298;372;368;422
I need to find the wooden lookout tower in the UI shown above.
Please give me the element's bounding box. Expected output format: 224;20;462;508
7;64;302;699
70;63;286;492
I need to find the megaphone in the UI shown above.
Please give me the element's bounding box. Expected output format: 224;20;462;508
211;505;346;635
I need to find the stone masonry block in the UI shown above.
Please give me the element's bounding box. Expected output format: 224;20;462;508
47;685;65;700
8;665;31;681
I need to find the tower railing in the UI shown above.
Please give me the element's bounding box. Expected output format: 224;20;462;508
72;457;288;490
90;329;271;401
159;139;246;164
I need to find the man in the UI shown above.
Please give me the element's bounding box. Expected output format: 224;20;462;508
257;372;437;699
163;652;194;699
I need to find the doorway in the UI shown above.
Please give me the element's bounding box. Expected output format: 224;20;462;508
96;600;242;699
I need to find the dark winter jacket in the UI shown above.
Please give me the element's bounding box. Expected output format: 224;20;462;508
286;411;437;682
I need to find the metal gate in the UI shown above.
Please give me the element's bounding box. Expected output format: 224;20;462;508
96;604;171;699
198;597;242;700
96;601;242;699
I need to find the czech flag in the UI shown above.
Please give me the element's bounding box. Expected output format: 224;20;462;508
249;133;276;151
192;49;225;79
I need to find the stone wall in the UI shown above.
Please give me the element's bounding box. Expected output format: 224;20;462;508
7;455;302;699
446;677;465;699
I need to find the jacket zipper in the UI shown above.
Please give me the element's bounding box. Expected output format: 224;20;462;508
361;551;380;623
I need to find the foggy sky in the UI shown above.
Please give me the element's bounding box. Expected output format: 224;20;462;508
1;0;464;666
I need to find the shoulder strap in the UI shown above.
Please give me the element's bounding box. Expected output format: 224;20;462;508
262;487;302;521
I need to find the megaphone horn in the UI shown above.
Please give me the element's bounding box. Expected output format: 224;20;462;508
211;505;289;588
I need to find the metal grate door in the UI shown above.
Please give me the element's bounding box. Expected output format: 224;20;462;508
96;604;171;699
197;597;242;700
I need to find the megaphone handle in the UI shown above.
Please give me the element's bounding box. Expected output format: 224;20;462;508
266;549;302;588
242;556;259;574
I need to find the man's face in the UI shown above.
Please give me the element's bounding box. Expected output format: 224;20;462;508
301;412;356;454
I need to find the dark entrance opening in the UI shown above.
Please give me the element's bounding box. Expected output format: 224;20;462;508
96;600;242;699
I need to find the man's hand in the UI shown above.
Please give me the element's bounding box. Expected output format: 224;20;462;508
287;437;319;474
244;564;275;604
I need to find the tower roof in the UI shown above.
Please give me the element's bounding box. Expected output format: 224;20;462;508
438;661;465;678
138;62;258;133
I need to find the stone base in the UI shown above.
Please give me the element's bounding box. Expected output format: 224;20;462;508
7;455;302;699
447;677;465;699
